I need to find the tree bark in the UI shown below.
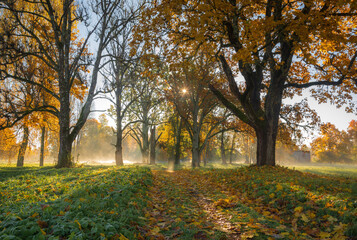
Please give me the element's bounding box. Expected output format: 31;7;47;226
229;132;236;164
192;124;200;167
17;126;29;167
115;125;123;166
191;102;200;167
56;1;74;168
255;119;278;166
115;88;124;166
220;131;227;165
142;119;149;164
57;90;73;168
174;117;182;165
149;126;156;165
39;126;45;167
191;129;200;168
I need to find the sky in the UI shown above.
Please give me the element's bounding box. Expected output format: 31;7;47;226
284;90;356;132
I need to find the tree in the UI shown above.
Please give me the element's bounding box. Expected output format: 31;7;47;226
103;0;144;166
134;0;357;166
164;54;230;167
311;123;351;163
0;0;130;167
157;111;189;170
129;62;163;164
0;127;17;164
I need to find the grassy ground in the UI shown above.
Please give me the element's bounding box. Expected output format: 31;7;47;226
142;166;356;239
0;166;152;239
286;164;357;178
153;161;357;178
1;164;356;239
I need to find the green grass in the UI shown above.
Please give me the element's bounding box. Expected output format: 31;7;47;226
1;162;356;239
0;165;152;240
193;165;357;239
287;163;357;178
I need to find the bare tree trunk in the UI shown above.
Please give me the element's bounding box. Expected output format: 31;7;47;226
220;131;227;165
192;125;200;168
149;126;156;165
169;116;182;171
229;132;236;164
57;90;73;168
115;89;124;166
142;119;149;164
174;117;182;165
17;126;29;167
203;139;212;166
39;126;45;166
115;127;123;166
255;124;277;166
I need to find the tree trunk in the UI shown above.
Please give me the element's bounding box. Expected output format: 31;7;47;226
57;91;73;168
174;117;182;165
203;145;209;166
191;104;200;168
39;126;45;167
220;131;227;165
115;127;123;166
149;126;156;165
115;106;124;166
17;126;29;167
192;147;200;167
255;120;278;166
191;127;200;167
229;132;236;164
142;120;149;164
204;140;212;166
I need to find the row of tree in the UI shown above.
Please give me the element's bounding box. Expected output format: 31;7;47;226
0;0;356;168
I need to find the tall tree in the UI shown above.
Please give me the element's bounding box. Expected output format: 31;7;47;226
0;0;130;167
134;0;357;166
129;64;163;164
103;0;143;166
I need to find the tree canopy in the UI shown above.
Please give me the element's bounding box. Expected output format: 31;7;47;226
133;0;357;166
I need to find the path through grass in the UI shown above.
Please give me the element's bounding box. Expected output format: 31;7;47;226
142;166;356;239
1;165;356;239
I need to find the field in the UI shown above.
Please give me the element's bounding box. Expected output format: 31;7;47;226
0;164;356;239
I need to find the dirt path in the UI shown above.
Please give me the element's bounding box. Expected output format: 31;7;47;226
139;170;243;239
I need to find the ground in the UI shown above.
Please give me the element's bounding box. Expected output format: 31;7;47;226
0;164;356;239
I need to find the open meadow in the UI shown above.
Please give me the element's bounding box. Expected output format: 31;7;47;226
0;164;356;239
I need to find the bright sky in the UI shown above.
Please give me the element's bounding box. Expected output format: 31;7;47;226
284;90;356;132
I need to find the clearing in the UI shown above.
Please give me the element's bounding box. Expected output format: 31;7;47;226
0;165;356;239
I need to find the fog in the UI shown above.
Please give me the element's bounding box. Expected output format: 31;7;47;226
78;158;141;165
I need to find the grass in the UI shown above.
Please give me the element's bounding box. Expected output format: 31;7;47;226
0;163;356;239
193;165;357;239
0;165;152;239
286;163;357;178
